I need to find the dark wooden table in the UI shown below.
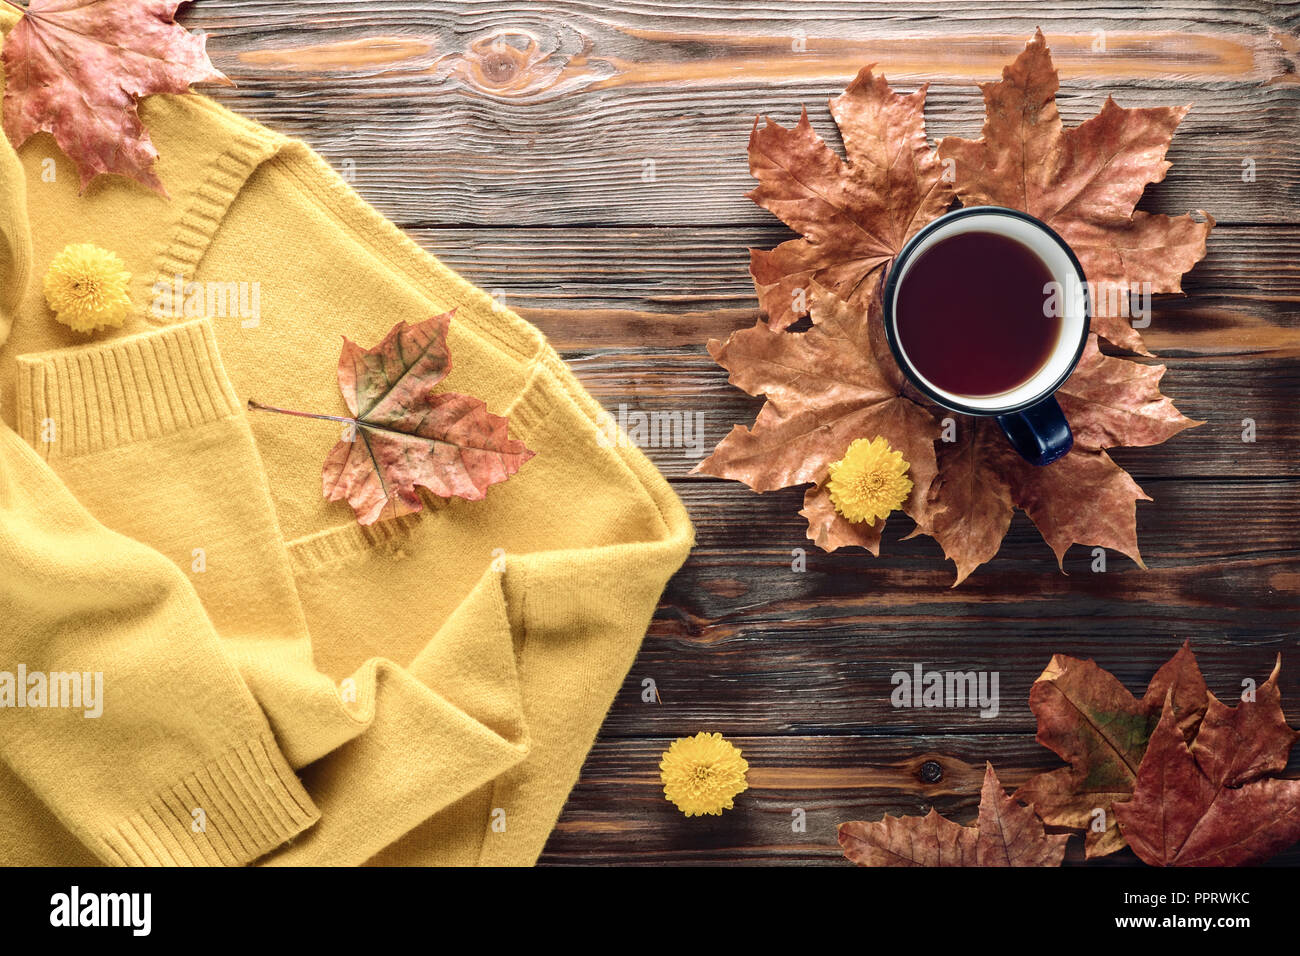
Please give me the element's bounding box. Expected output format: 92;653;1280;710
193;1;1300;865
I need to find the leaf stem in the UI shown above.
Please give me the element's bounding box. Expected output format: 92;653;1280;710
247;399;355;427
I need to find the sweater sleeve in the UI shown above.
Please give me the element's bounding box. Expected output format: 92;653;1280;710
0;423;319;865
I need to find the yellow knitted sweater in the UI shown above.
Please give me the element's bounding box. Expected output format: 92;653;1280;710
0;9;691;866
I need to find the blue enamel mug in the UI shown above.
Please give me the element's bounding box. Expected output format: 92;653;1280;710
881;207;1091;466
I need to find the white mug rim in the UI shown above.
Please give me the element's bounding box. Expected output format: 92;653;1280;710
881;206;1091;416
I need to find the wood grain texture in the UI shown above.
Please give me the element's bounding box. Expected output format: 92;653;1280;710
605;478;1300;734
537;352;1300;477
418;224;1300;322
179;0;1300;866
216;85;1299;227
188;2;1300;226
543;736;1300;864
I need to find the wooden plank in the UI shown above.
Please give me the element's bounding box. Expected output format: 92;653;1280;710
582;478;1300;736
207;84;1300;227
181;4;1300;226
607;625;1300;736
191;0;1300;91
523;302;1300;357
539;735;1300;864
675;476;1300;560
547;351;1300;478
416;224;1300;324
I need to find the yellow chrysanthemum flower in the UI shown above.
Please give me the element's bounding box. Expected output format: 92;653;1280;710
660;731;749;817
43;244;132;334
826;436;913;525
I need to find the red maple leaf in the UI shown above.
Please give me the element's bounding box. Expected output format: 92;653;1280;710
250;312;534;525
1;0;230;192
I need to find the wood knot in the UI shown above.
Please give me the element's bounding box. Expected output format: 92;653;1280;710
919;760;944;784
433;26;612;99
481;48;520;85
441;30;564;97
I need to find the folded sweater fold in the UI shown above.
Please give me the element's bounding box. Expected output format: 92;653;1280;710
0;9;692;866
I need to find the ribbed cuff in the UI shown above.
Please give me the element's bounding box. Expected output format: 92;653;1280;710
97;733;319;867
14;318;242;459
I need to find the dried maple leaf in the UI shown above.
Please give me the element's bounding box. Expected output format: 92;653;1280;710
936;29;1213;355
1015;642;1208;858
916;334;1197;584
747;66;953;330
1;0;229;193
838;763;1068;867
692;285;940;552
901;418;1011;582
1113;657;1300;866
696;294;1195;576
916;424;1155;585
250;312;534;526
708;31;1205;582
1054;337;1204;449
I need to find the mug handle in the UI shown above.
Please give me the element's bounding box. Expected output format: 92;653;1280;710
996;396;1073;466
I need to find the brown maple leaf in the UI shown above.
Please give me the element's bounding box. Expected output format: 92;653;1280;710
692;285;940;552
746;66;953;330
250;312;534;526
1054;336;1204;449
838;763;1068;867
917;334;1197;584
1;0;230;193
708;31;1205;582
916;424;1155;585
900;418;1011;582
1113;657;1300;866
696;295;1195;577
937;29;1213;355
1015;642;1208;858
